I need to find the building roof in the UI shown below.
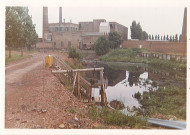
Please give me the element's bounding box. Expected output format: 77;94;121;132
100;22;110;26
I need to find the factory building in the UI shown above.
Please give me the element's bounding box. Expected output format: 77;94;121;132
36;7;128;50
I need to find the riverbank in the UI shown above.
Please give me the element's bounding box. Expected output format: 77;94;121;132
57;51;151;129
99;48;186;72
61;50;186;128
136;86;186;120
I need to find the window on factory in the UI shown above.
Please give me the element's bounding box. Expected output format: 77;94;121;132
61;41;64;47
56;27;59;32
49;28;52;32
47;34;52;41
110;24;115;29
66;27;68;31
79;24;81;30
68;41;71;47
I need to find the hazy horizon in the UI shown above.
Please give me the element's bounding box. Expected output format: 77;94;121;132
3;0;189;39
28;6;186;38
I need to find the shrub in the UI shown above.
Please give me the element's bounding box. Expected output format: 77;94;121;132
88;106;148;128
134;91;141;100
138;86;186;120
68;47;81;59
110;100;125;110
109;32;122;49
94;36;110;56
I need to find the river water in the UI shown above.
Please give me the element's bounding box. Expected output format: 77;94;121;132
84;61;186;112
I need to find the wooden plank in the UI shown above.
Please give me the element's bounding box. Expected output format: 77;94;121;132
88;87;92;102
53;56;72;70
52;67;104;73
79;76;91;86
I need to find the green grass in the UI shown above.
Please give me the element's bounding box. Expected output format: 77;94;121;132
137;86;186;120
88;106;149;128
5;50;30;64
65;59;83;69
99;48;186;72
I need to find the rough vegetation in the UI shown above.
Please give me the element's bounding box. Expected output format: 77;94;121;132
110;100;125;110
108;32;122;49
134;91;141;100
94;32;122;55
136;86;186;120
88;106;149;128
68;47;81;59
99;48;186;72
94;36;110;56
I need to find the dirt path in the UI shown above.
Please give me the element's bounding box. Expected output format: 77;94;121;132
5;52;101;129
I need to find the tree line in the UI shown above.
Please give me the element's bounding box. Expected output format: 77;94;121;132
148;34;181;42
6;7;38;58
130;20;181;42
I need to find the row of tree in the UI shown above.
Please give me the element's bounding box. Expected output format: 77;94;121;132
94;32;122;55
6;7;38;58
130;20;181;42
148;34;181;42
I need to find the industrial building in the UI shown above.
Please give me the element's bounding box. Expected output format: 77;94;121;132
37;7;128;49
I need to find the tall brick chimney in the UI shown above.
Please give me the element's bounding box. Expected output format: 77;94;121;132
59;7;62;24
181;7;187;42
43;7;49;36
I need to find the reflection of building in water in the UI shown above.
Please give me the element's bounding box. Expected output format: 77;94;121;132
104;69;126;86
128;72;141;87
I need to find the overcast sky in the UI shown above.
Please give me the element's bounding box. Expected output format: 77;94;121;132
4;0;190;38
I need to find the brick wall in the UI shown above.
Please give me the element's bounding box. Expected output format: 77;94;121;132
36;42;52;48
36;32;82;49
52;32;82;49
122;40;187;55
110;22;128;40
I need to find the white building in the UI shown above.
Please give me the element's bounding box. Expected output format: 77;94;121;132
99;22;110;34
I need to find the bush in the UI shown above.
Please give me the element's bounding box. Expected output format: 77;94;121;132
138;86;186;120
110;100;125;110
94;36;110;56
109;32;122;49
88;106;148;128
68;47;81;59
134;91;141;100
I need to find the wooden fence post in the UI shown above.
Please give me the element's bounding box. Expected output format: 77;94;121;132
88;86;91;102
100;70;106;106
77;74;81;99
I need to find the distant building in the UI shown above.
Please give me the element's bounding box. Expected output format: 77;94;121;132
37;7;128;50
99;22;110;34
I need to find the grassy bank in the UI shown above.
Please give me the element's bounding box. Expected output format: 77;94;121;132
88;106;149;128
99;48;186;72
136;86;186;120
5;50;30;64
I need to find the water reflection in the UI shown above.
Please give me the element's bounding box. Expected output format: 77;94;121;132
92;71;158;109
86;61;186;111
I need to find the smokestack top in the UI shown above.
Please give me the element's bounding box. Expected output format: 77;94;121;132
43;7;49;35
181;7;187;42
59;7;62;24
